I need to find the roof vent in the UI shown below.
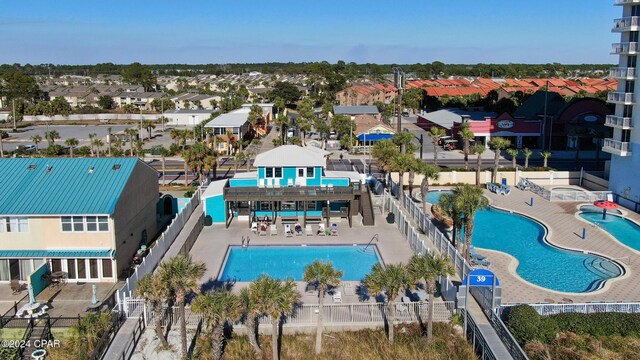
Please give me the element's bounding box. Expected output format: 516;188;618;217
112;164;121;170
27;164;37;171
88;165;94;174
46;165;53;173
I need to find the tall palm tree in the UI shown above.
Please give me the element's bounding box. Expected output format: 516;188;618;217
470;144;485;186
540;151;552;168
124;128;138;156
407;158;420;198
303;260;344;354
452;184;489;261
390;153;415;199
488;137;511;183
30;135;42;154
159;255;206;358
506;148;519;169
225;129;235;155
427;126;446;166
407;254;455;341
136;274;170;348
184;142;218;183
143;119;156;140
440;192;463;248
88;133;97;157
65;138;79;158
459;123;474;170
417;162;440;214
250;275;300;360
134;140;144;158
239;288;262;354
364;263;409;344
107;127;113;156
92;139;104;158
392;131;415;154
0;130;6;157
45;130;60;147
274;113;290;144
192;290;241;360
522;147;533;168
371;139;400;183
158;145;171;186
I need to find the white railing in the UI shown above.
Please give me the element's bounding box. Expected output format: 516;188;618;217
615;0;640;5
501;302;640;317
117;190;201;309
605;115;633;128
549;189;610;202
607;91;634;103
613;16;640;30
23;113;164;122
611;42;639;54
604;138;631;153
609;67;636;79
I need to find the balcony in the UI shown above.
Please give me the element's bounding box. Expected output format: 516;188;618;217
605;115;634;129
609;67;636;79
603;138;632;156
615;0;640;5
611;42;639;55
223;183;360;202
613;16;640;31
607;91;635;104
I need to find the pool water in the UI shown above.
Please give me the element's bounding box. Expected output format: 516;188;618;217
219;245;381;282
426;190;454;204
579;211;640;251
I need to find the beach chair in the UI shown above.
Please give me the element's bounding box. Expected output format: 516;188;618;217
294;224;303;236
305;224;313;236
284;224;293;237
344;283;355;296
266;178;273;188
250;222;258;234
287;178;294;187
470;246;486;261
471;258;491;267
330;223;338;236
270;224;278;236
332;291;342;303
499;185;511;196
274;180;281;188
318;223;326;236
258;179;266;188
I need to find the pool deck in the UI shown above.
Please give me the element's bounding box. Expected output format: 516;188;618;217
477;187;640;304
189;214;416;304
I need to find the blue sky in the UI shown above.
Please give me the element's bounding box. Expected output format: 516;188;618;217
0;0;619;65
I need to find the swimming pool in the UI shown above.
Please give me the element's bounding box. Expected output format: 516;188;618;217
472;208;623;293
579;209;640;252
426;190;453;204
218;245;381;282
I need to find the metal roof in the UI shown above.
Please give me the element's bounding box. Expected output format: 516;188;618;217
204;108;250;128
333;106;380;115
0;249;114;258
253;145;326;167
0;158;141;215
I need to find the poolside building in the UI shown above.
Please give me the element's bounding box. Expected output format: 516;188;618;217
606;1;640;210
202;145;375;227
0;158;159;283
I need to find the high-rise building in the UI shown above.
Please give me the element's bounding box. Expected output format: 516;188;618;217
606;0;640;207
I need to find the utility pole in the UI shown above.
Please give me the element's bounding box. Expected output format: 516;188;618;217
543;80;549;150
12;99;16;132
393;67;405;133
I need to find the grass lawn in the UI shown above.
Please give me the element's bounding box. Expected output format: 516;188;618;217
0;328;26;340
195;323;475;360
525;332;640;360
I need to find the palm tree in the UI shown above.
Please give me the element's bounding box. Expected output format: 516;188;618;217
225;129;235;155
92;138;104;158
407;253;455;341
439;192;463;248
488;137;511;183
470;144;485;186
303;260;344;354
65;138;79;158
134;140;144;158
452;184;489;262
0;130;6;157
159;255;206;358
417;162;440;214
192;290;241;360
136;274;170;348
427;126;446;166
45;130;60;147
107;127;113;156
364;263;409;343
143;119;156;140
239;288;262;354
30;135;42;153
88;133;97;157
158;145;171;186
124;128;138;156
184;142;218;183
250;275;300;360
540;151;552;168
274;113;290;144
392;131;415;154
372;139;400;183
506;148;519;169
390;153;415;199
523;147;533;168
407;158;420;198
459;123;474;170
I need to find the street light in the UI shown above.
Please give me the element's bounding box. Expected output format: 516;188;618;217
393;67;405;133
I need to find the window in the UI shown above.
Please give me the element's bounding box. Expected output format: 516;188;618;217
306;167;315;178
232;128;239;134
67;259;77;279
298;168;304;177
86;216;109;232
265;168;273;178
7;217;28;233
264;167;282;178
259;202;271;211
274;167;282;178
102;259;113;278
62;216;108;232
89;259;99;279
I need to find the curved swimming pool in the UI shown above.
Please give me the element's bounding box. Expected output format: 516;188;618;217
579;207;640;252
426;191;623;293
426;190;454;204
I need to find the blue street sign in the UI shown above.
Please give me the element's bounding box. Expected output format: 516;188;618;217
462;268;499;287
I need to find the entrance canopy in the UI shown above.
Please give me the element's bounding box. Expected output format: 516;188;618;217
357;133;393;141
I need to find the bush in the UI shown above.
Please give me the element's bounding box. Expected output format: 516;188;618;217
505;304;544;345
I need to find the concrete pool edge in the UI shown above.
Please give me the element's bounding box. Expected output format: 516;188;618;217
477;204;627;295
575;204;640;258
216;244;384;282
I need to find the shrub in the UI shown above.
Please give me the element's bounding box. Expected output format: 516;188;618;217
504;304;543;345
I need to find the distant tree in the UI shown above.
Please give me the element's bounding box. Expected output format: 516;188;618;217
523;147;533;168
97;95;115;110
150;98;175;112
459;122;474;170
296;98;314;145
390;153;415;199
44;130;60;147
470;144;485;186
488;137;511;183
270;82;302;104
50;97;72;115
0;130;6;157
540;151;552;168
506;148;519;169
427;126;446;166
247;104;263;135
65;138;79;158
122;103;136;113
30;135;42;153
0;72;40;102
124;128;138;156
273;113;290;144
121;62;157;91
402;87;424;113
142;119;156;140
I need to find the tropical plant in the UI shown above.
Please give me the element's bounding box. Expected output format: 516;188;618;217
427;126;446;166
124;128;138;156
92;138;104;157
523;147;533;168
407;254;455;341
0;130;5;157
239;288;262;354
540;151;552;168
274;113;290;144
158;145;171;186
247;104;263;135
48;311;113;359
439;192;463;248
364;263;409;343
142;119;156;140
390;153;415;199
88;133;97;157
488;137;511;183
30;134;42;153
470;144;485;186
225;129;235;155
65;138;79;158
303;260;344;354
45;130;60;147
392;131;415;154
192;290;242;360
506;148;519;169
371;139;400;181
184;142;218;183
417;163;440;214
134;140;144;158
250;275;300;360
459;123;474;170
136;274;171;348
159;255;206;358
296;98;314;145
107;127;113;156
452;184;489;261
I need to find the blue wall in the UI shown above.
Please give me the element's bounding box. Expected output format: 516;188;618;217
322;177;350;187
205;195;226;223
230;179;258;187
29;262;49;297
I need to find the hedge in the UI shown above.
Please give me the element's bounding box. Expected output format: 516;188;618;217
504;305;640;346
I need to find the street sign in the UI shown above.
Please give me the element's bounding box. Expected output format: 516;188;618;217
462;268;499;287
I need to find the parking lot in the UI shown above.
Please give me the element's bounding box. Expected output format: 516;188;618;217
3;124;132;151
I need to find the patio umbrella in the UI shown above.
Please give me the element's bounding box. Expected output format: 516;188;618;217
593;200;619;220
91;284;98;305
28;284;36;305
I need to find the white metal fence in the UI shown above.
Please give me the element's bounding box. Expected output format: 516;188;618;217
502;302;640;317
117;190;201;309
523;177;610;202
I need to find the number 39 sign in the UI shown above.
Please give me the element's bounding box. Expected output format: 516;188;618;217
462;268;499;287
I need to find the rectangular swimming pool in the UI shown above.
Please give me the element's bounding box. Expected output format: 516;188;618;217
218;245;382;282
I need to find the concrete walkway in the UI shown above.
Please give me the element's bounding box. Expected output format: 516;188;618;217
103;318;142;360
466;297;513;360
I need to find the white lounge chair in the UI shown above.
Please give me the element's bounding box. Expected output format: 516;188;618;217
332;291;342;303
274;180;281;188
266;178;273;188
284;224;293;237
305;224;313;236
270;224;278;236
258;179;266;188
287;178;294;187
250;222;258;234
318;223;326;236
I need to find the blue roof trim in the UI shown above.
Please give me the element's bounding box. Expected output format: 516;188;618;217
0;158;140;215
358;133;393;141
0;249;114;258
